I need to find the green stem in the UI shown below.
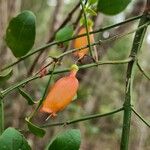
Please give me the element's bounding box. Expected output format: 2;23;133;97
0;98;4;135
132;107;150;128
92;15;143;34
120;3;149;149
1;58;132;97
136;61;150;80
41;107;123;128
80;0;93;57
0;15;142;72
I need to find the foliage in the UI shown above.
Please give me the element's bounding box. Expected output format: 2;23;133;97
97;0;131;15
6;11;36;57
0;127;31;150
46;129;81;150
55;25;74;46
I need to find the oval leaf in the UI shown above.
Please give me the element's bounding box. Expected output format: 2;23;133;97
0;69;13;83
18;88;35;105
97;0;131;15
46;129;81;150
0;127;31;150
26;118;46;137
6;10;36;57
55;25;73;46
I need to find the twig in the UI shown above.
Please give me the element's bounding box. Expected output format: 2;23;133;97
132;107;150;128
80;0;94;57
34;60;54;76
136;60;150;80
41;107;124;128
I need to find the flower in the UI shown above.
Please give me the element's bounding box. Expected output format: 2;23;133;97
73;26;94;59
40;64;79;118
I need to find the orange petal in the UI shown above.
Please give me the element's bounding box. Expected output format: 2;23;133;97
40;66;79;117
73;26;94;59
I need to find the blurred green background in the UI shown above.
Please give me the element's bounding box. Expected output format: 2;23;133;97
0;0;149;149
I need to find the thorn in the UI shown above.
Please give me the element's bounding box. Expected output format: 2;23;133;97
45;113;57;121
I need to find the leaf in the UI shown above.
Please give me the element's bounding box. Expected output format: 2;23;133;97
6;10;36;57
26;118;46;137
18;88;35;105
55;25;73;46
86;8;97;16
0;127;31;150
97;0;131;15
0;69;13;83
46;129;81;150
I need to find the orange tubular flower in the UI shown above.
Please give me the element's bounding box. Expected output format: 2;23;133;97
40;64;79;118
73;26;94;60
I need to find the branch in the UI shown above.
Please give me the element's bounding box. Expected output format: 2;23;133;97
1;58;132;97
132;107;150;128
136;60;150;80
41;107;124;128
0;14;143;72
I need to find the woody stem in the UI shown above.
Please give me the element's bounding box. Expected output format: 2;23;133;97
41;107;123;128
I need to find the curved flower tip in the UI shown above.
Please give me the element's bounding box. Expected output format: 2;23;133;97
70;64;79;77
70;64;79;71
40;67;79;118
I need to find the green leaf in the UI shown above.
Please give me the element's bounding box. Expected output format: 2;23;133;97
18;88;35;105
0;69;13;83
55;25;73;46
6;10;36;57
97;0;131;15
46;129;81;150
0;127;31;150
86;8;97;16
26;118;46;137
